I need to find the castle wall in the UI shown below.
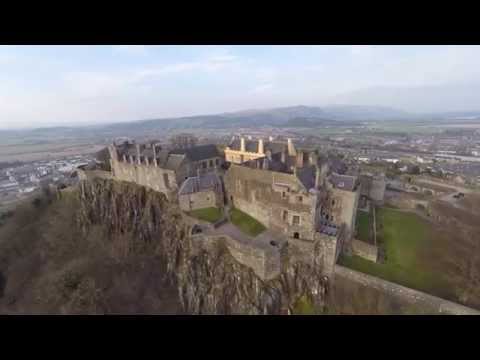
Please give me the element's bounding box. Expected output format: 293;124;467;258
224;148;264;164
224;165;318;240
329;187;359;243
191;233;281;281
179;189;222;212
351;239;378;262
334;265;480;315
110;156;180;199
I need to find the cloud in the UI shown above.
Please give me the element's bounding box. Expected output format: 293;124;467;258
113;45;148;55
250;83;273;94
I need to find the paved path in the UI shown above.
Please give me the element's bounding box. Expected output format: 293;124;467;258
204;221;287;251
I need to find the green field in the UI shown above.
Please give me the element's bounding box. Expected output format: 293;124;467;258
340;207;450;296
188;207;223;223
355;211;371;243
230;208;266;237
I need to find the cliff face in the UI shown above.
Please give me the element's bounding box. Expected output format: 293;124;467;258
76;178;328;314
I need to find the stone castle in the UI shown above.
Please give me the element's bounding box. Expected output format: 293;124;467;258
106;136;361;280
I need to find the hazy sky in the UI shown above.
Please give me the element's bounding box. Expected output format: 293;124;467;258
1;45;480;129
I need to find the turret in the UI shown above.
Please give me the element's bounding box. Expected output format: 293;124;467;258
315;165;321;189
287;138;296;156
258;138;264;154
152;144;158;167
136;144;141;165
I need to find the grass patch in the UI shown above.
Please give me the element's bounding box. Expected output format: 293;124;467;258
188;207;223;223
292;295;318;315
230;207;266;237
339;207;450;296
355;211;371;242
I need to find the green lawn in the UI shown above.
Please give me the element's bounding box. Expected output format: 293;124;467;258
188;207;223;223
355;211;371;243
230;208;266;237
339;207;449;295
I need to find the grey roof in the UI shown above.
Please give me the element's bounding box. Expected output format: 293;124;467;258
170;144;220;162
296;166;316;190
119;145;185;171
329;173;357;191
178;173;221;195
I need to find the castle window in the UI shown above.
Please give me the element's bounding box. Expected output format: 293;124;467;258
202;161;207;169
209;160;214;167
293;215;300;226
332;199;335;206
298;196;303;203
293;232;300;239
282;210;288;222
282;191;287;199
215;158;219;166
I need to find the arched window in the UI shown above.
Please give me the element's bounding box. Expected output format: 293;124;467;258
293;232;300;239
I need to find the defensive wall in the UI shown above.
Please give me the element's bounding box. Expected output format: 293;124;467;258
335;265;480;315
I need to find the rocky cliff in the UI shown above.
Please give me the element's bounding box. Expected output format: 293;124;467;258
76;178;328;314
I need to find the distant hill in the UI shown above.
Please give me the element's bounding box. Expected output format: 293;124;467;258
5;104;480;141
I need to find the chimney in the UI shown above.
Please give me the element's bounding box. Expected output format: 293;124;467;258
152;144;158;167
287;138;296;156
258;138;264;154
145;156;150;166
296;151;304;168
266;150;272;161
240;137;246;152
136;144;141;165
122;154;127;163
281;149;286;164
129;155;134;164
315;166;321;189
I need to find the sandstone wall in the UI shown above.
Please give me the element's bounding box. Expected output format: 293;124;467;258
351;239;378;262
179;190;221;212
110;157;179;199
224;165;318;240
334;265;480;315
330;187;359;242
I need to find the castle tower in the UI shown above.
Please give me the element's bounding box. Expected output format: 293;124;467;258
152;144;158;167
258;138;264;154
315;166;321;189
287;138;296;156
240;137;246;152
136;144;141;165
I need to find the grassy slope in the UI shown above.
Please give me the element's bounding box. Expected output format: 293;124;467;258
230;208;266;237
340;207;451;299
188;207;223;223
0;191;181;314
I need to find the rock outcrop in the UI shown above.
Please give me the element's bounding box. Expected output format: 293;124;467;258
76;178;328;314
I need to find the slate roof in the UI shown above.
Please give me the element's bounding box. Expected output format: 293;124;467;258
329;173;358;191
120;145;186;171
170;144;220;162
178;172;221;195
296;165;316;190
